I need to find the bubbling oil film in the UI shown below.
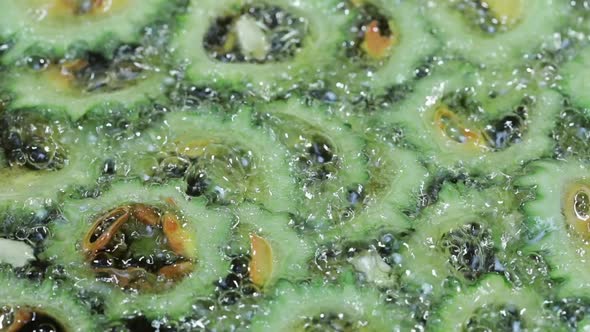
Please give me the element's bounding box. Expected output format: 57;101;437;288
0;0;590;331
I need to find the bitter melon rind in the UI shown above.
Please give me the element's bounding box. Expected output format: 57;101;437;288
401;183;522;298
427;0;569;66
43;180;233;320
0;108;104;205
254;100;367;184
253;99;368;228
377;63;562;174
517;159;590;299
0;0;178;63
249;280;406;331
5;66;168;121
172;0;348;98
0;269;98;332
429;274;552;331
114;108;298;213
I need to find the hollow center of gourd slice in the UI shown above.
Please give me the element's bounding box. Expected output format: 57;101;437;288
432;93;528;152
83;202;196;291
160;138;253;203
203;4;307;63
563;183;590;239
440;222;497;280
41;52;144;94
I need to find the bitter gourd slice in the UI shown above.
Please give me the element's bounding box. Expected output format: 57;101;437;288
426;0;569;66
172;0;348;98
517;159;590;299
43;181;233;320
339;0;439;94
249;279;406;331
319;146;425;246
5;47;167;121
253;99;368;230
0;0;176;62
0;270;97;332
112;108;297;212
0;108;104;205
377;63;562;175
401;183;523;300
428;274;557;331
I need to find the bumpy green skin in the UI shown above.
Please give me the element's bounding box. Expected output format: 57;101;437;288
341;0;439;93
377;64;562;175
429;275;555;331
233;204;313;286
249;279;407;331
172;0;348;98
0;0;172;62
0;108;104;205
253;99;368;230
401;184;522;299
517;160;590;299
114;108;298;213
561;46;590;107
0;270;98;331
426;0;569;66
5;66;167;121
43;181;233;321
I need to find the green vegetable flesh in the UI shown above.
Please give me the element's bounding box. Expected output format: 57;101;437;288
0;0;584;331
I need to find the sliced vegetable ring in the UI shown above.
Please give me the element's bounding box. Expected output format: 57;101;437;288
253;99;367;230
428;274;554;331
377;63;562;174
339;0;439;93
326;146;425;242
0;108;104;205
5;48;167;121
0;0;174;62
401;183;522;300
172;0;348;97
0;270;97;332
518;159;590;298
43;181;233;320
249;280;407;331
426;0;569;66
113;108;297;213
